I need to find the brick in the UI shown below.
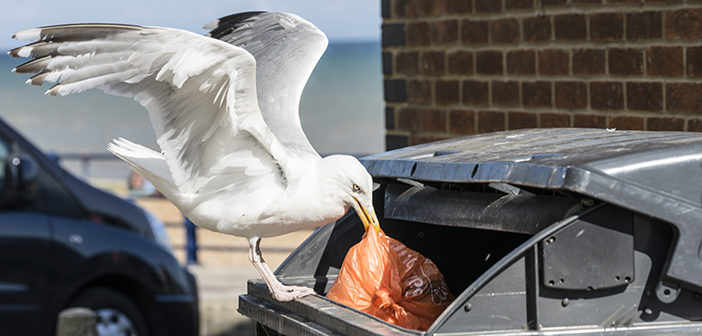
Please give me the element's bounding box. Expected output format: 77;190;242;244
386;134;409;150
407;79;432;104
475;0;502;12
449;109;476;134
506;0;533;9
478;111;506;133
523;16;551;42
423;109;447;132
418;0;447;16
554;14;586;40
542;0;567;5
590;13;623;41
397;0;447;17
666;9;702;40
476;50;503;75
435;80;460;105
646;47;683;77
462;20;489;44
647;117;685;131
555;81;587;110
384;79;407;102
538;49;569;76
609;116;644;130
432;20;459;45
463;80;489;106
421;51;445;76
382;52;392;75
382;23;405;47
574;114;607;128
573;49;605;75
382;0;391;18
390;0;410;18
590;82;623;110
385;107;395;129
394;0;413;17
492;81;520;107
448;51;473;75
609;48;644;76
627;11;662;40
686;47;702;78
508;112;538;129
490;18;520;44
666;83;702;113
406;22;431;46
507;50;535;75
626;82;662;112
398;108;422;131
395;51;419;75
540;113;571;127
688;119;702;132
523;81;552;108
446;0;472;13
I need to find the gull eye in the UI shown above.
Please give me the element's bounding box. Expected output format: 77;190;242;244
352;184;361;192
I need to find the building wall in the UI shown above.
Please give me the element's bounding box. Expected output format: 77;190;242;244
381;0;702;150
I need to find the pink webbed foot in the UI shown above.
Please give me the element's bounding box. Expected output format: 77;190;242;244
270;285;316;302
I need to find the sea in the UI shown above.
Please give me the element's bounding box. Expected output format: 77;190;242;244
0;41;384;181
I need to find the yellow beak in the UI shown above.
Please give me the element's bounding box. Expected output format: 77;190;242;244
352;197;380;233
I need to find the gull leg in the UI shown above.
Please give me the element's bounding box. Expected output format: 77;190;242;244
247;237;315;301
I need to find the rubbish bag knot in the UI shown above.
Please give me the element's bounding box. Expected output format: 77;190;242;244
372;288;419;329
372;288;395;310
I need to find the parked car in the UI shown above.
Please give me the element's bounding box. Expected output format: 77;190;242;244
0;117;199;336
240;128;702;335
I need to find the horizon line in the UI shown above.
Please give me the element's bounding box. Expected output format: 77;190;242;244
0;37;380;53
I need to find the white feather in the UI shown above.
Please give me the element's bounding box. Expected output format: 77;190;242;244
12;28;41;41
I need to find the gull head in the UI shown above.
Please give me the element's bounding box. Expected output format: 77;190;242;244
319;155;380;232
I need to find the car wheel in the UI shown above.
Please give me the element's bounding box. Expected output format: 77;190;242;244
67;287;149;336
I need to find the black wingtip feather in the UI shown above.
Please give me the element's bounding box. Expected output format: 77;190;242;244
14;54;52;73
208;11;267;39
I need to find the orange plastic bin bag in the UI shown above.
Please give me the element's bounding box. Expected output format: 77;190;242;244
326;227;454;331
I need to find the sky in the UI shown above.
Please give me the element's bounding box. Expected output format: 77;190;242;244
0;0;381;49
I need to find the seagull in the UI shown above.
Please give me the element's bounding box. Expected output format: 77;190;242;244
10;11;380;301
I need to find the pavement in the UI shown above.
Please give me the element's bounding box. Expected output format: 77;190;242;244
188;266;260;336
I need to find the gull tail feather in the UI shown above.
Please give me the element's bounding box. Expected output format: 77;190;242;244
107;138;185;204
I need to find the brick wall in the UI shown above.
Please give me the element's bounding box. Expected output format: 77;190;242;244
381;0;702;150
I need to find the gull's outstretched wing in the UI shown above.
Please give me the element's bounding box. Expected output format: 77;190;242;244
205;12;328;159
10;24;291;198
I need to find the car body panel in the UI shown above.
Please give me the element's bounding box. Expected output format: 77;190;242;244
0;117;198;335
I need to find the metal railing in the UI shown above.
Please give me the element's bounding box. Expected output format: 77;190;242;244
56;152;119;179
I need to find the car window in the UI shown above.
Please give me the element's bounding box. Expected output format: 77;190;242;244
0;136;9;193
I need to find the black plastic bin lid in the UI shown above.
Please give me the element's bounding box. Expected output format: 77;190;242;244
361;128;702;293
